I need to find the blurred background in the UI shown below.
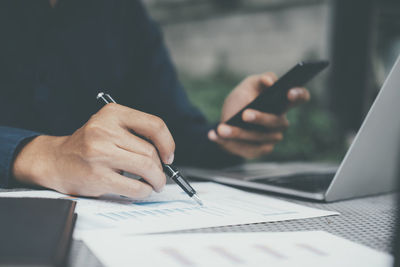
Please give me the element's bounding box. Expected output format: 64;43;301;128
143;0;400;163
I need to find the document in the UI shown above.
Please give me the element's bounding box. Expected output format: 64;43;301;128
82;231;393;267
0;183;338;237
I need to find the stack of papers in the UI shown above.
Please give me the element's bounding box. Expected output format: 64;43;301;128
0;183;337;237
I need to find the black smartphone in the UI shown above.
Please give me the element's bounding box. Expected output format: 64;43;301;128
224;60;329;131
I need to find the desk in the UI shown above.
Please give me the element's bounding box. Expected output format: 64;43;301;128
2;188;396;267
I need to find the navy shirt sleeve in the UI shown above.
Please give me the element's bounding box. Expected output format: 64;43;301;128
0;0;243;189
113;1;242;168
0;127;40;188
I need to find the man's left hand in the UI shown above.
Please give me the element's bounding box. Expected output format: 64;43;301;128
208;72;310;159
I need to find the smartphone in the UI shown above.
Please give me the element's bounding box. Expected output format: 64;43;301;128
224;60;329;131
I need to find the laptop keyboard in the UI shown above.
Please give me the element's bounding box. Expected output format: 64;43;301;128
252;172;336;193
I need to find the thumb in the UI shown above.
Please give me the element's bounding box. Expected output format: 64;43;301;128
259;72;278;89
236;72;278;104
245;72;277;98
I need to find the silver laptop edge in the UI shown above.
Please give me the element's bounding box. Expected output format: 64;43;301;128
324;56;400;201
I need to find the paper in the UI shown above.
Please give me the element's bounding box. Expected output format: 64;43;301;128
82;231;393;267
0;183;338;237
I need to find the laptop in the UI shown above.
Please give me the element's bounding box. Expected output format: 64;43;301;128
183;56;400;202
393;151;400;267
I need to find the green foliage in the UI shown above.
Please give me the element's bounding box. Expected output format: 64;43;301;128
268;102;346;162
179;70;346;163
179;71;237;122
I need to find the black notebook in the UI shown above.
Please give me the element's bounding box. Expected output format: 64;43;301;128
0;197;77;267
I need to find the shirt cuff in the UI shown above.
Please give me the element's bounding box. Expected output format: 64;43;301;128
0;127;40;188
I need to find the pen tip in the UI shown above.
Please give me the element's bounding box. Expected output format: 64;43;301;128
192;194;203;206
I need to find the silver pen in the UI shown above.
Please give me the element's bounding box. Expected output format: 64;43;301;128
96;92;203;206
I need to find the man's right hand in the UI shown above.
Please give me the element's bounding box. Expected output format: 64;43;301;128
12;103;175;199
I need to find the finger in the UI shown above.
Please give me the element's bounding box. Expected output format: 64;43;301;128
287;87;310;107
242;109;289;130
248;72;277;96
115;129;163;170
108;147;166;192
101;104;175;164
260;72;278;88
101;170;153;199
216;124;283;143
208;130;274;159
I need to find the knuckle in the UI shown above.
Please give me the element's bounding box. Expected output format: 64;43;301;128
101;103;119;113
143;144;159;160
84;120;115;140
150;115;166;132
80;137;109;160
84;121;104;136
140;157;163;179
88;113;99;122
140;157;154;171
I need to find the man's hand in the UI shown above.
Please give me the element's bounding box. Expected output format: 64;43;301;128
208;72;310;159
12;104;175;199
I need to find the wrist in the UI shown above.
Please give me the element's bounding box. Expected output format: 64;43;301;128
12;135;65;187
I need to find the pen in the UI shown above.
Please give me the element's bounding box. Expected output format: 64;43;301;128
96;92;203;206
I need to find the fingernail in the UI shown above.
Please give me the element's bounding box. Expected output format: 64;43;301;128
219;125;232;137
290;88;300;98
208;130;217;141
266;76;274;85
244;110;256;121
159;183;165;192
167;154;174;164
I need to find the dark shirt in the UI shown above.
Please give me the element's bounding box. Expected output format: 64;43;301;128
0;0;241;188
